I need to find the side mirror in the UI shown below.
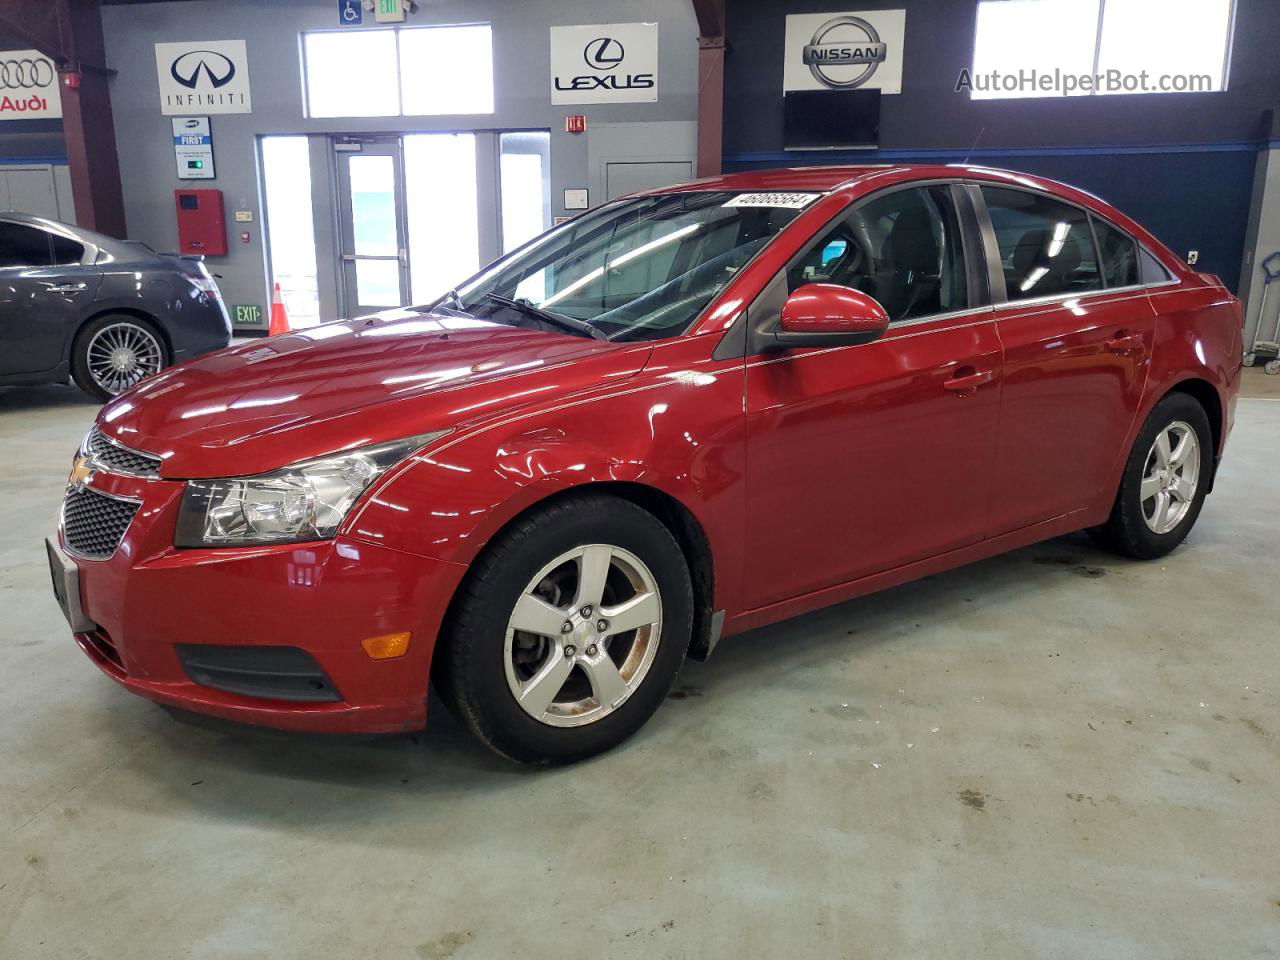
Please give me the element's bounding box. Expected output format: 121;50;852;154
774;283;890;348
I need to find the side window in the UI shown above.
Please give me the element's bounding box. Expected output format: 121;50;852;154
981;187;1101;301
50;234;85;265
1140;248;1174;285
1091;216;1139;288
787;186;968;323
0;222;54;269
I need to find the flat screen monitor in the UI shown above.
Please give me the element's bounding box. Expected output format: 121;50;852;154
783;89;881;151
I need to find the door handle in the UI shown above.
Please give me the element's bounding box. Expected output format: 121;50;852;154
1105;331;1144;354
48;282;86;293
943;367;995;392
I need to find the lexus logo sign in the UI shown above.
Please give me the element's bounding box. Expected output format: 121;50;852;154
0;49;61;121
170;50;237;89
551;23;658;105
155;39;252;115
584;37;625;71
783;10;907;94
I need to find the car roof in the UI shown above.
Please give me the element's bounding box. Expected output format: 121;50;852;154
647;163;1098;199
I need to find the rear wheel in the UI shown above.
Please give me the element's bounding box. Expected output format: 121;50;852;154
1089;392;1213;559
434;495;692;764
71;314;168;402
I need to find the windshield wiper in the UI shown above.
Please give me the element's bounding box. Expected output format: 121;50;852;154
480;293;607;341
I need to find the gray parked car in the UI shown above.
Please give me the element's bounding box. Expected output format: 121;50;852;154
0;213;231;401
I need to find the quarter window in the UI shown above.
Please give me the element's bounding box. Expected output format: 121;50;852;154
50;234;84;265
0;222;53;268
789;186;968;323
1091;217;1139;288
981;187;1101;301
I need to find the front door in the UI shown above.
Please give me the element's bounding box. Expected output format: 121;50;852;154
975;185;1155;535
742;185;1003;609
336;140;411;316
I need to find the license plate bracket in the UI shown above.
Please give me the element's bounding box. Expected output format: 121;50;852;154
45;537;97;634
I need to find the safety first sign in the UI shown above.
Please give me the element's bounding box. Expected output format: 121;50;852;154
0;50;62;120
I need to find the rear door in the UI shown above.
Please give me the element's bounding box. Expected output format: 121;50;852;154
0;220;99;376
741;184;1003;608
973;185;1155;536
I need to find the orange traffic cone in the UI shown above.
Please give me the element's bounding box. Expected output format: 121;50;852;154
268;282;291;336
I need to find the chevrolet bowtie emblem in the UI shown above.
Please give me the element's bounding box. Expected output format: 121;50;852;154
68;454;93;492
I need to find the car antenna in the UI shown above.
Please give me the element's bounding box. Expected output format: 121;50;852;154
962;127;986;165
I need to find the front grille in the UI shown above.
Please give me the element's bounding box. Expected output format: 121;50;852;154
86;426;161;477
62;487;139;559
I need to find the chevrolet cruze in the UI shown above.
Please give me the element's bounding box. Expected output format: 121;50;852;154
47;166;1242;763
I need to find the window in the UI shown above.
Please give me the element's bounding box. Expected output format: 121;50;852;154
981;187;1101;300
971;0;1234;99
499;131;552;254
0;222;52;268
399;26;494;116
50;234;84;265
456;192;806;342
404;133;479;302
1091;216;1139;288
789;186;969;323
303;25;493;118
261;136;321;327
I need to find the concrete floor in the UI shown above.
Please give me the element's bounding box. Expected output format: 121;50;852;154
2;381;1278;960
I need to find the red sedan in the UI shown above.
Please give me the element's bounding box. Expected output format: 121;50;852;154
47;165;1242;763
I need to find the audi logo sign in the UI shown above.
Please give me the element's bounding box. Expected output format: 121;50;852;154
154;39;252;115
0;50;61;121
551;22;658;105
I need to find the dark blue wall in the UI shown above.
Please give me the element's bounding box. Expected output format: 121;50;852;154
723;0;1280;292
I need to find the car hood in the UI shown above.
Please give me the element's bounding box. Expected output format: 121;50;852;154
96;309;652;478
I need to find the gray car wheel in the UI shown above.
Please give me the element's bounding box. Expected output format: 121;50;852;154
71;314;169;402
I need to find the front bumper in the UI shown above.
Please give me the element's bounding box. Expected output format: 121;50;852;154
55;470;467;734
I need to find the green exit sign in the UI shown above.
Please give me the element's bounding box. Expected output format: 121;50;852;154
232;304;263;327
375;0;405;21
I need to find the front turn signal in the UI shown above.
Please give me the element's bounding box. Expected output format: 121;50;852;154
361;632;411;660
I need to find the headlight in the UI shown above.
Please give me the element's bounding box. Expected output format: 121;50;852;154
174;431;449;547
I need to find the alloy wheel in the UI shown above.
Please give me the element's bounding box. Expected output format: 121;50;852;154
86;322;164;396
504;544;663;728
1140;420;1200;534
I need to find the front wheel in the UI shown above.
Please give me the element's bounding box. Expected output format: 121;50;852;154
434;495;693;764
1089;392;1213;559
71;314;169;402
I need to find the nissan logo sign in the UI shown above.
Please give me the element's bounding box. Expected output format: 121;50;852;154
170;50;237;89
0;57;55;90
802;16;886;89
584;37;625;71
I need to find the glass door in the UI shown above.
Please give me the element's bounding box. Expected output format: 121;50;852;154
336;140;409;316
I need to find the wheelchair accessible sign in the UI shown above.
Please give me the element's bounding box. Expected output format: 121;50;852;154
338;0;363;26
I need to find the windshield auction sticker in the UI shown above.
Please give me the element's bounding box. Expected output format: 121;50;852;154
724;193;821;209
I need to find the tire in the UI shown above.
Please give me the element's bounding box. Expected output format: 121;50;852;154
71;313;169;402
1089;392;1213;560
434;494;693;764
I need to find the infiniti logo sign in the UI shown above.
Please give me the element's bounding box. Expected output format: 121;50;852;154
170;50;236;89
155;40;251;115
584;37;624;71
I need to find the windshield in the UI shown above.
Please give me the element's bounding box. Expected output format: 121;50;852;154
448;191;811;342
